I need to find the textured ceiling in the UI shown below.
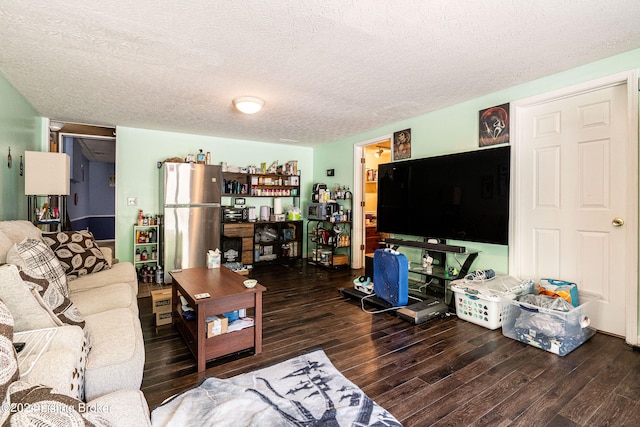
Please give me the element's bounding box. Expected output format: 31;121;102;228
1;1;639;147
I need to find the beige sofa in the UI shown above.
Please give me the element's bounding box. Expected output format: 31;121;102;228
0;220;150;425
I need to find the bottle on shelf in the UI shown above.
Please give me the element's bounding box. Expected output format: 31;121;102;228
141;248;148;261
151;246;157;260
155;265;164;285
135;248;141;262
137;210;144;226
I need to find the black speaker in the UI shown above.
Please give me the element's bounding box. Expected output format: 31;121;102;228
365;254;374;280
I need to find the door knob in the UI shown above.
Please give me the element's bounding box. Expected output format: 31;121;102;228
612;217;624;227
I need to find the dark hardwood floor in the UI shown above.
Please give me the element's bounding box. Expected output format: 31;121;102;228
140;262;640;426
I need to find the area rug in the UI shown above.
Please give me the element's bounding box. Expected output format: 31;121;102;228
151;349;402;426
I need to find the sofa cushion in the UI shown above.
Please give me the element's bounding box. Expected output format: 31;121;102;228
14;326;88;400
18;268;86;330
68;262;138;297
70;282;135;316
6;238;69;297
86;389;152;427
0;264;59;332
0;298;19;416
43;230;110;279
83;308;144;401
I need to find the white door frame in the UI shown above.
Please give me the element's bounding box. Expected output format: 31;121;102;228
352;134;393;269
510;70;639;345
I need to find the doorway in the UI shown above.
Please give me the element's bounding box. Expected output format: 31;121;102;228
352;135;391;269
511;71;638;344
54;122;117;255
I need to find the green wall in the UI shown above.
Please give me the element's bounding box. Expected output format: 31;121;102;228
2;48;639;331
313;48;640;274
0;73;45;220
115;126;313;262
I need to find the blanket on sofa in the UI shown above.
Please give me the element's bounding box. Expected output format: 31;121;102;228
151;349;402;427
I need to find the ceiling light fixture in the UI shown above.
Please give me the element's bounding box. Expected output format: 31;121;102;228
374;147;384;158
233;96;264;114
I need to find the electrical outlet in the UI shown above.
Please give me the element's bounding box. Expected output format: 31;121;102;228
127;197;137;206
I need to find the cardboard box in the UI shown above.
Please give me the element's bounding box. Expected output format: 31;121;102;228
206;315;229;337
151;289;172;313
155;311;173;326
332;254;349;266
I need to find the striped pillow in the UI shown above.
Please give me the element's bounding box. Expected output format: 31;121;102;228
6;238;69;297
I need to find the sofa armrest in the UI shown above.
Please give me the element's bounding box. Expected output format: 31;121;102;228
86;389;151;426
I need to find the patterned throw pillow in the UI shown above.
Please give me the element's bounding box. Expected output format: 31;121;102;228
42;231;110;279
18;268;86;330
0;299;19;422
6;238;69;297
4;381;109;426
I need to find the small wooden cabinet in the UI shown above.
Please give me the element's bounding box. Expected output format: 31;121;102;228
221;223;254;266
221;220;303;266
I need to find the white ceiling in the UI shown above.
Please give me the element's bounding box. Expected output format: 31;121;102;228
76;137;116;163
1;1;639;147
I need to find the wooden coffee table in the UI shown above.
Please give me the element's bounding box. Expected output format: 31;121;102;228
170;267;266;372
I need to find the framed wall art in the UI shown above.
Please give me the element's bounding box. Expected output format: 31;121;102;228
392;129;411;161
479;103;510;147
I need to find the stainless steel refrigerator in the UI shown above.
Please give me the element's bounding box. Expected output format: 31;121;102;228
160;163;222;281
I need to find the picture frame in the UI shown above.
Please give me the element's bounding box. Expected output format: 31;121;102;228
479;103;510;147
392;129;411;161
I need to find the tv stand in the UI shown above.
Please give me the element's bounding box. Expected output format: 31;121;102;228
387;238;478;304
340;237;478;324
383;237;467;253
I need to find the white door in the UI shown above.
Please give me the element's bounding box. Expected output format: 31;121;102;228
514;81;632;337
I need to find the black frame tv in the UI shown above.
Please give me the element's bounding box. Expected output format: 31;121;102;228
377;145;510;245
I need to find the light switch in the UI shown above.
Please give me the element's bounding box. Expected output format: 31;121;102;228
127;197;137;206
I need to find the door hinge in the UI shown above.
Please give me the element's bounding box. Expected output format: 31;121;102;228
360;201;365;207
360;244;365;251
361;157;366;164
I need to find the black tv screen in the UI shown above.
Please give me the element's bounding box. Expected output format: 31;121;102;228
377;146;510;245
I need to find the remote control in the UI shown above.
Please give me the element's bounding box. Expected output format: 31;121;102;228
194;293;210;299
13;342;25;353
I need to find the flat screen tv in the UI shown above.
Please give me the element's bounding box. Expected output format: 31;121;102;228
377;145;510;245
